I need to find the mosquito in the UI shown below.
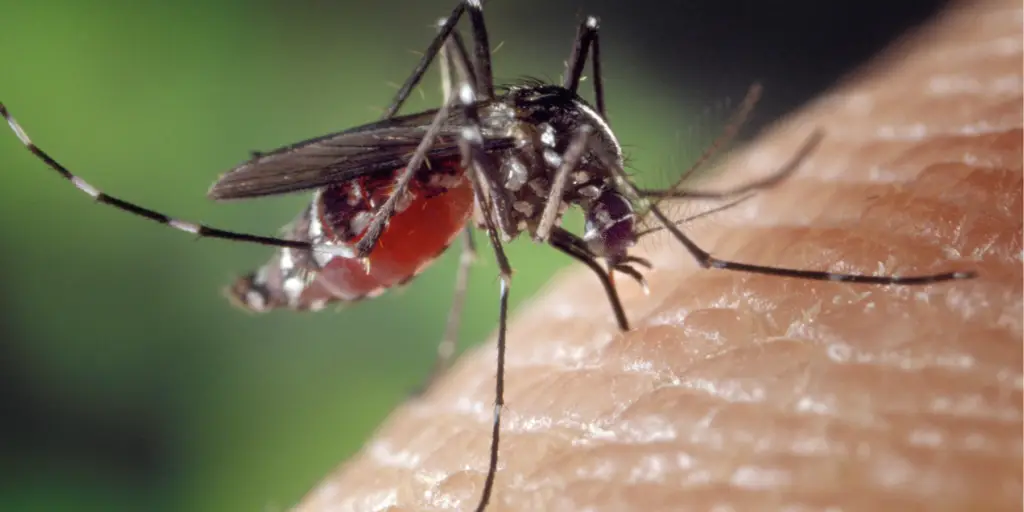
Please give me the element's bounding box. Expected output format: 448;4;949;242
1;0;977;509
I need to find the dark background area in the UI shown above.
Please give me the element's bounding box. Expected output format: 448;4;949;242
0;0;947;510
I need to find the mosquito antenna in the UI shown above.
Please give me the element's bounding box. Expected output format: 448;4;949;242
641;129;825;200
634;192;757;239
647;83;761;211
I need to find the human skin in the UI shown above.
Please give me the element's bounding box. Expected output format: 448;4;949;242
296;0;1023;510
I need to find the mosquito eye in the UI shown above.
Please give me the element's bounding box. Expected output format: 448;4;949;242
584;190;636;263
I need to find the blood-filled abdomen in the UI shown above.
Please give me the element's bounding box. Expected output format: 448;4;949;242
228;158;473;312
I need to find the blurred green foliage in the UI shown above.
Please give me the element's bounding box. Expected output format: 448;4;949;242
0;1;705;510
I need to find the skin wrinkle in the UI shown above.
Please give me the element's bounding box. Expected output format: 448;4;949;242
297;0;1022;510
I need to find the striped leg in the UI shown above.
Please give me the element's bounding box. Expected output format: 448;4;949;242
0;104;350;256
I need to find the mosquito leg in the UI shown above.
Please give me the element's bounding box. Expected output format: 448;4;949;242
474;227;510;512
352;94;457;259
632;192;756;239
438;24;455;103
562;16;607;116
464;0;495;100
411;18;481;395
457;85;515;237
357;5;487;259
0;103;342;255
646;201;977;283
548;227;630;331
464;141;512;512
548;194;769;334
648;82;762;200
534;124;593;242
562;16;595;93
438;21;476;101
382;1;470;118
399;21;485;400
452;70;513;512
640;128;824;200
385;0;492;117
587;18;605;118
412;226;477;397
439;226;477;372
410;18;491;399
594;136;979;285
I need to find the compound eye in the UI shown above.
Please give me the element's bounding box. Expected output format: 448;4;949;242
584;190;636;262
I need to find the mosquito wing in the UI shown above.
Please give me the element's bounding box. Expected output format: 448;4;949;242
207;107;515;200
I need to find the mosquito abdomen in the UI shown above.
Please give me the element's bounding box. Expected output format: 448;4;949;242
228;158;475;313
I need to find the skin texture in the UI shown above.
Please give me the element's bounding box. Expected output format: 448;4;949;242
296;0;1023;510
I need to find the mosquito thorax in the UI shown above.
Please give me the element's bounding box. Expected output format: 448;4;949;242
502;84;622;165
488;84;626;239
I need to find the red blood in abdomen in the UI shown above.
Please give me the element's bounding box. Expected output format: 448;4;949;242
301;160;474;302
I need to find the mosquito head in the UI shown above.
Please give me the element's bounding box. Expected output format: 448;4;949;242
583;189;637;266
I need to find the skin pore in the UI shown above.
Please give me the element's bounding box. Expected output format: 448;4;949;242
297;0;1023;510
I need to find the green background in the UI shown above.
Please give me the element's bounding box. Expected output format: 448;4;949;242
0;0;944;510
